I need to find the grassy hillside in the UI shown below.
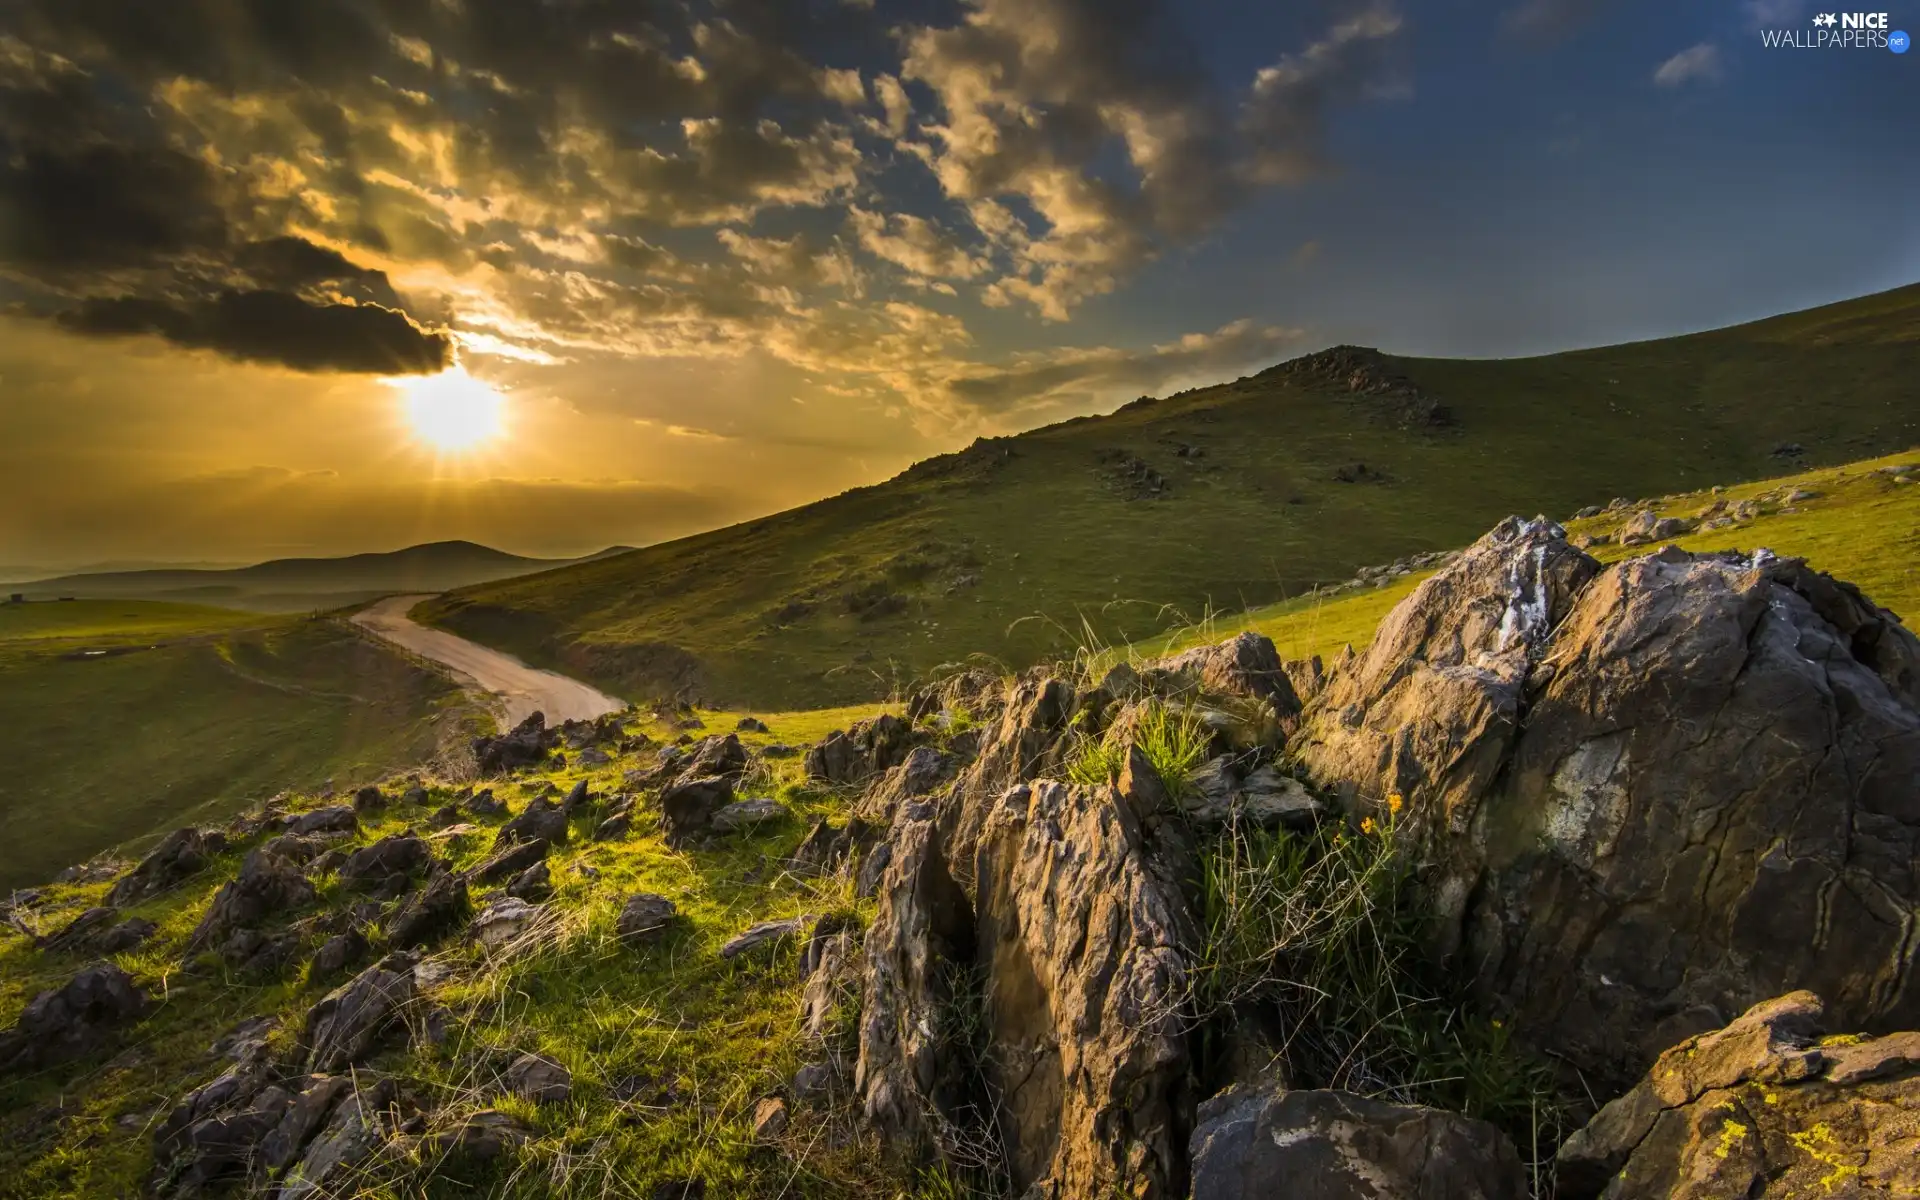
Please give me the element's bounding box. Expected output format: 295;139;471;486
0;601;485;889
1167;447;1919;669
421;284;1920;711
4;541;634;614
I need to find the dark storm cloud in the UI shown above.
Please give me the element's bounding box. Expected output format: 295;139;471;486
58;291;453;375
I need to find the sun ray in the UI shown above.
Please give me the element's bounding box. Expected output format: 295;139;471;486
388;365;508;454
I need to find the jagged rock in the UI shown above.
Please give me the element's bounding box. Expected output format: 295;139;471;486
659;775;734;846
1188;1085;1527;1200
1557;991;1920;1198
107;827;227;906
352;785;386;814
1294;519;1920;1090
506;861;552;901
720;917;808;960
0;961;149;1073
55;856;126;885
209;1014;280;1062
401;785;429;806
277;1075;399;1198
792;816;878;875
187;843;318;954
387;872;470;949
940;675;1078;883
467;788;507;816
473;711;559;774
1156;631;1303;724
40;906;154;955
577;746;609;766
286;805;358;836
497;797;569;849
426;1109;529;1164
751;1096;788;1142
972;777;1196;1199
259;1074;353;1175
593;813;632;841
339;834;430;889
616;893;678;943
220;926;301;975
804;714;918;784
428;802;462;828
562;778;592;813
801;930;857;1042
681;733;750;780
1176;758;1321;828
760;742;798;758
504;1051;572;1103
148;1040;278;1192
1279;655;1327;706
260;832;335;866
312;930;369;978
471;838;549;884
472;897;543;949
303;952;417;1072
853;746;953;826
711;797;787;834
854;802;977;1158
156;1089;294;1194
308;847;350;876
737;717;769;733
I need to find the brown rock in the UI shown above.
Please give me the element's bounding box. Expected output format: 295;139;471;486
1556;991;1920;1199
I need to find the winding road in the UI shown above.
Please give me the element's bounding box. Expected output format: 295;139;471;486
351;594;624;730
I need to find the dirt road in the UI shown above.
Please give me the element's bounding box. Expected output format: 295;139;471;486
352;594;624;730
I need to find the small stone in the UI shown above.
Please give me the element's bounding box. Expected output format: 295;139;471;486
503;1051;572;1104
505;861;552;901
751;1096;788;1142
720;917;807;960
594;813;632;841
792;1062;833;1103
710;798;787;835
616;894;678;943
427;1110;529;1164
352;786;386;814
471;898;542;949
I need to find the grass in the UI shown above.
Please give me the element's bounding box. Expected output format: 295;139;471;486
0;603;486;890
0;706;919;1200
420;284;1920;711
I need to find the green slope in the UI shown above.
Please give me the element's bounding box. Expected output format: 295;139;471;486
0;600;485;889
422;283;1920;711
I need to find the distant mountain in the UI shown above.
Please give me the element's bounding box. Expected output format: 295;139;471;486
4;541;636;612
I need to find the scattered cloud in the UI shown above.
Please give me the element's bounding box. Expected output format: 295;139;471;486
1654;43;1724;88
1502;0;1611;43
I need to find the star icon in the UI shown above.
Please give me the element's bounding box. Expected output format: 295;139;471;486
1813;12;1837;26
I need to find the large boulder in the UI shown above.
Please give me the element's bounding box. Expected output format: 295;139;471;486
0;961;149;1073
496;797;570;849
942;675;1077;883
107;826;227;906
1154;630;1303;725
970;775;1197;1200
1188;1085;1527;1200
1556;991;1920;1199
1293;519;1920;1089
658;775;734;846
680;733;749;781
338;834;430;889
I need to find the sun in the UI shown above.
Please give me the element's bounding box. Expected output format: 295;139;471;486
390;366;507;452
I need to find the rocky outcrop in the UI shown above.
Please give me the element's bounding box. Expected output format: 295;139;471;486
107;826;227;906
1292;519;1920;1089
971;776;1197;1199
805;714;919;785
1556;991;1920;1199
472;711;558;774
942;676;1076;880
1154;631;1303;724
1188;1085;1527;1200
187;843;318;954
386;871;470;949
0;961;149;1073
39;906;155;955
854;802;978;1161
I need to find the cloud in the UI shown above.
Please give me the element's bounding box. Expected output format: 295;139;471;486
848;208;987;280
1243;7;1407;185
937;319;1305;417
57;290;453;374
1502;0;1611;42
1654;43;1723;88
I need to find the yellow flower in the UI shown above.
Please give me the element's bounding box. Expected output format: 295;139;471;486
1388;792;1405;814
1361;817;1378;835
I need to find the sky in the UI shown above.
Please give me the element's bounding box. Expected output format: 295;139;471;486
1;0;1915;570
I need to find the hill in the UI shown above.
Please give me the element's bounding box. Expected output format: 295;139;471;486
0;599;488;889
2;541;635;614
420;283;1920;710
